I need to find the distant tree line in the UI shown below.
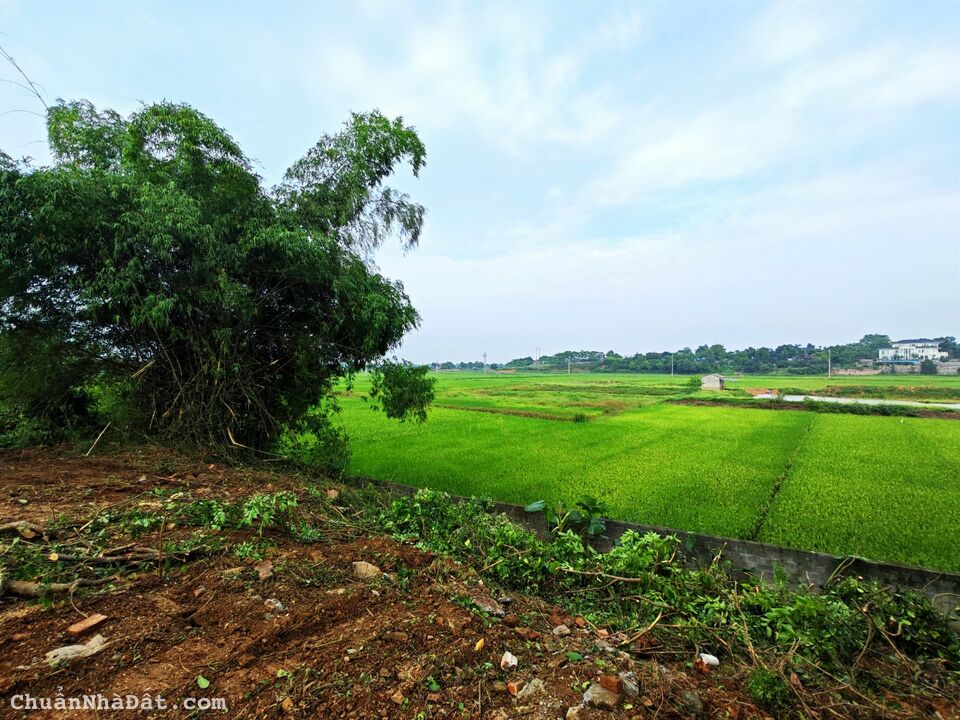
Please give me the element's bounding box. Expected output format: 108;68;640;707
433;335;959;375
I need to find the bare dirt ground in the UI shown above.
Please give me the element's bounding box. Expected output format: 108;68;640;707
0;447;957;720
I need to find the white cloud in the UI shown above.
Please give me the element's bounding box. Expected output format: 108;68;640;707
383;159;960;361
747;0;847;65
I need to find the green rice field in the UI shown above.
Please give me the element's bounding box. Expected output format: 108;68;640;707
337;372;960;571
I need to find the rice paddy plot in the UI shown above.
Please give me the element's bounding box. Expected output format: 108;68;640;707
759;414;960;572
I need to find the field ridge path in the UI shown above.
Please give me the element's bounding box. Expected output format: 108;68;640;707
748;412;818;541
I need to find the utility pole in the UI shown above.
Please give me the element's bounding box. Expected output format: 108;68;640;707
671;353;674;376
483;351;487;373
828;349;832;378
568;356;572;374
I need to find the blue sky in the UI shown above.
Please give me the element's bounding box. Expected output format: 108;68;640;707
2;0;958;363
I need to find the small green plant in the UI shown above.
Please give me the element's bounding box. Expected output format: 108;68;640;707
239;492;299;534
747;667;790;709
525;495;608;540
233;539;269;560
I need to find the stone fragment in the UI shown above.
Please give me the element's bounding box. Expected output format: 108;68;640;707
618;671;640;698
516;678;546;701
552;624;571;636
599;675;623;694
45;634;109;666
254;559;274;580
583;683;620;711
678;690;703;715
471;593;505;617
353;561;381;579
500;650;518;670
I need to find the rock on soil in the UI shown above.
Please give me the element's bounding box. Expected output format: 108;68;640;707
352;560;381;579
516;677;546;701
44;634;109;666
619;670;640;697
583;681;620;710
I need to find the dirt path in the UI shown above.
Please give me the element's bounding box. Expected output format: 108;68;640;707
750;393;960;410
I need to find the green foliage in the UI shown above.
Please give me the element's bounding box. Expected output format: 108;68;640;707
526;495;608;540
177;492;297;535
746;668;791;709
0;100;431;449
238;492;299;534
920;359;937;375
368;359;436;422
282;402;353;476
379;488;960;677
277;112;426;254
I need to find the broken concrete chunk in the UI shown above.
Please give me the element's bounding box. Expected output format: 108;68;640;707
500;650;518;670
264;598;286;612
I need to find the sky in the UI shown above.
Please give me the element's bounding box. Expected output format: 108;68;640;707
1;0;958;364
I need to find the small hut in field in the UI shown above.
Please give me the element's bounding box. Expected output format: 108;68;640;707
701;373;725;390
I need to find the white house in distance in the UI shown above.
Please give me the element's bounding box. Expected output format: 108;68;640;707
701;373;725;390
877;339;947;362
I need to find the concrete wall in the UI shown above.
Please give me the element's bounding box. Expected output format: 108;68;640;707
378;481;960;620
937;361;960;375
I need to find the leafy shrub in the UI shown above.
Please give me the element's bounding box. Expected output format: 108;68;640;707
525;495;608;540
747;668;791;709
0;101;432;449
378;488;960;677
